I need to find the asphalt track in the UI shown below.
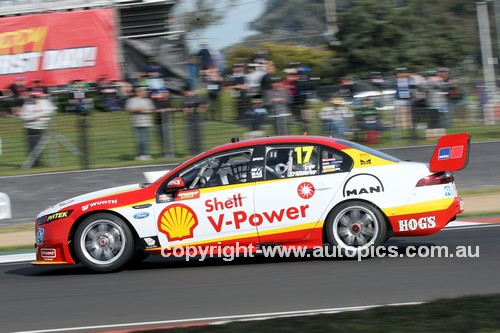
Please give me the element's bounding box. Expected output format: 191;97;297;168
0;140;499;226
1;223;500;332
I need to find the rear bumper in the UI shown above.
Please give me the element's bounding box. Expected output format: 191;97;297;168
389;197;464;236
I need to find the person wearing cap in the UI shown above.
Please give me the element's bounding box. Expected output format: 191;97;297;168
125;86;156;161
18;90;56;167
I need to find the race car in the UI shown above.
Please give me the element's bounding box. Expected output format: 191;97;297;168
33;133;470;272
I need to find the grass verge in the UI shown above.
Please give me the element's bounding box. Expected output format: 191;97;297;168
138;294;500;333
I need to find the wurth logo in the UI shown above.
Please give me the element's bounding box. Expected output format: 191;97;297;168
82;199;117;211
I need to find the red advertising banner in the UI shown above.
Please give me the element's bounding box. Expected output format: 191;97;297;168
0;9;121;87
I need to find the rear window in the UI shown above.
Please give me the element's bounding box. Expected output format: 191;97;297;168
337;139;401;163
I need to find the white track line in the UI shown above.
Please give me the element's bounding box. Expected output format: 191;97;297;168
13;302;423;333
0;253;35;264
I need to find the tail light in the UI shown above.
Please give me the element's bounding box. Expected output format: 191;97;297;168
416;172;454;187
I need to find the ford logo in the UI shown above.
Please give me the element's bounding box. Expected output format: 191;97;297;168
133;212;150;219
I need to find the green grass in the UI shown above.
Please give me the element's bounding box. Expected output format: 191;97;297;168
1;92;499;176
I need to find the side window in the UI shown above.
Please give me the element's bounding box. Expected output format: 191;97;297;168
320;146;353;173
180;150;253;189
265;145;318;179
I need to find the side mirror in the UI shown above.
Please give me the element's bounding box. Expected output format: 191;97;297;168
166;177;185;190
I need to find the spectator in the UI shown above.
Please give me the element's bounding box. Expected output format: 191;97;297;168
245;63;265;99
125;87;155;161
226;63;249;122
9;76;27;115
96;76;119;111
423;70;449;138
245;98;267;138
319;98;350;138
394;68;412;129
182;87;208;155
260;60;276;94
152;87;174;157
143;57;166;95
197;40;213;72
28;78;49;97
68;79;92;115
203;65;223;120
18;91;56;167
263;78;291;136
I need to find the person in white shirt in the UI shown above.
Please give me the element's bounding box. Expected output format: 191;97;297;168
19;91;56;166
125;87;156;161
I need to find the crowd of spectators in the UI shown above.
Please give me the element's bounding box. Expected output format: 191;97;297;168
0;46;478;167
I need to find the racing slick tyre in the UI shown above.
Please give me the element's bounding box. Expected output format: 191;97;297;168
325;201;387;257
74;213;135;272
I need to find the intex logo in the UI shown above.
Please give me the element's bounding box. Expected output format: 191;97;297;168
82;200;117;211
398;216;436;232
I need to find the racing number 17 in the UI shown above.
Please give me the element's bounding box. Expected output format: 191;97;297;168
294;146;314;164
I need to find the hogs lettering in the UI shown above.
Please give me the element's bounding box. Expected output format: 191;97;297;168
398;216;436;232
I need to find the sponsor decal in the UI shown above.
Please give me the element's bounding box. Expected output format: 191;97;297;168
204;193;309;232
176;189;200;201
36;228;44;245
438;146;464;161
289;169;317;177
158;204;198;241
40;248;56;260
37;210;73;225
360;153;371;165
438;147;451;160
133;212;150;219
297;182;315;199
252;157;264;161
398;216;436;232
459;199;464;211
142;236;159;249
251;167;263;178
168;179;182;187
82;199;117;211
444;185;452;197
343;174;384;197
451;145;464;159
158;194;174;203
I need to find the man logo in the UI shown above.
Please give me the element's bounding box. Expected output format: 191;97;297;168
158;204;198;241
342;174;385;197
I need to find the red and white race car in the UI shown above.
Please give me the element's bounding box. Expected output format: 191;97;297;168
33;134;470;272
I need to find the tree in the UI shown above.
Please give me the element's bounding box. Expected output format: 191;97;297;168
179;0;238;32
332;0;478;77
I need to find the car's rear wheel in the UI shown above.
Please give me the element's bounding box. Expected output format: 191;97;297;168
74;213;134;272
326;201;387;255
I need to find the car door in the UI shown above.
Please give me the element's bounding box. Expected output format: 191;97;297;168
154;148;259;249
253;144;353;243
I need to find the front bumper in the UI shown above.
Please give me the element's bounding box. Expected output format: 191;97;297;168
32;219;76;266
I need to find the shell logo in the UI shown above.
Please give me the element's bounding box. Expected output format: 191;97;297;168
158;204;198;242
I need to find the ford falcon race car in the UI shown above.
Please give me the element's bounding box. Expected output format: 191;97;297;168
33;134;470;272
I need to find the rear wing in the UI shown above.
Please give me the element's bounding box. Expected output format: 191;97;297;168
429;133;471;172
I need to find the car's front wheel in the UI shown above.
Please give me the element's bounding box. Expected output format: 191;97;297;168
325;201;387;255
74;213;135;272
